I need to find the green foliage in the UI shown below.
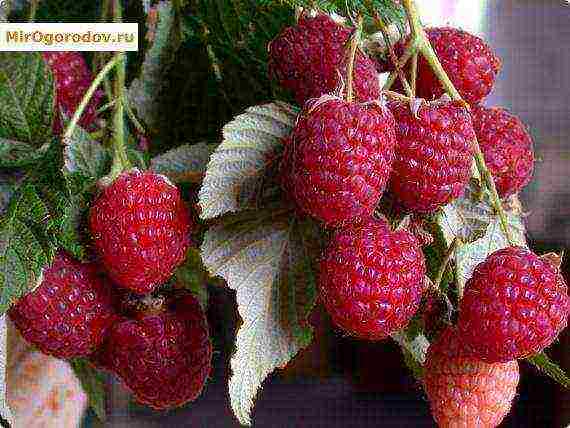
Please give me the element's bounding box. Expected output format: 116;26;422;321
0;52;54;158
198;102;298;219
129;1;183;132
201;209;321;425
174;247;210;309
150;142;213;184
258;0;407;32
70;358;107;422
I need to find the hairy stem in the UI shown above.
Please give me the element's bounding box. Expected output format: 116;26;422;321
62;54;122;143
402;0;514;245
382;40;417;91
345;16;363;103
410;52;418;96
108;0;130;180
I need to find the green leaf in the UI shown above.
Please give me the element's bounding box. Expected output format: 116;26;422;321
62;124;110;184
0;52;54;146
128;1;181;130
198;102;297;220
150;142;213;184
174;247;209;309
201;208;320;425
437;180;497;244
527;352;570;389
0;174;18;215
0;184;56;313
258;0;407;32
437;183;527;294
0;138;50;168
70;358;107;422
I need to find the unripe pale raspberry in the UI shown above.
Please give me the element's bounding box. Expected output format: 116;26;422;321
103;293;212;410
319;217;425;340
458;246;569;362
42;52;103;133
424;328;519;428
89;170;192;294
471;105;534;197
268;13;380;105
9;252;116;359
282;96;396;227
381;27;501;104
389;99;475;213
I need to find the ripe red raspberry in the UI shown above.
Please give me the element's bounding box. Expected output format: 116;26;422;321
9;252;116;359
383;27;501;104
458;246;569;362
103;293;212;410
424;327;519;428
471;105;534;197
42;52;103;134
389;99;475;213
282;96;396;227
268;13;380;105
89;169;192;294
319;217;425;339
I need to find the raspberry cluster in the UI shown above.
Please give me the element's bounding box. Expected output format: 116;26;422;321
10;170;210;410
269;13;568;428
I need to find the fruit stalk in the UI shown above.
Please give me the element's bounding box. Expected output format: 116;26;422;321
62;54;122;143
345;16;363;102
401;0;514;245
109;0;130;180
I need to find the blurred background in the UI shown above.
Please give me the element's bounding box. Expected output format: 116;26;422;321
93;0;570;427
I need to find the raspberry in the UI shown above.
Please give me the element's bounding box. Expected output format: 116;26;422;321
103;293;212;410
471;105;534;197
42;52;103;134
458;246;569;362
268;13;380;105
9;252;116;359
89;169;192;294
282;96;396;227
384;27;501;104
389;99;475;213
424;327;519;428
319;217;425;340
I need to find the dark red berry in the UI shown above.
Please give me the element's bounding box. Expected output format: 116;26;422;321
269;13;380;105
9;252;116;359
282;96;396;227
458;246;569;362
389;99;475;213
104;294;212;410
471;105;534;197
424;327;519;427
89;169;192;294
319;217;426;340
42;52;103;134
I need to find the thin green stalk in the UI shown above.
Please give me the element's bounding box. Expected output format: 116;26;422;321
410;52;418;96
367;2;413;97
62;54;122;142
402;0;514;245
383;40;417;90
123;95;146;134
345;16;363;103
108;0;130;180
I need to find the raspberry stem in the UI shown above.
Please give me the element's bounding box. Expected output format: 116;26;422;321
382;39;418;91
62;54;122;143
109;0;131;180
345;16;363;103
401;0;515;245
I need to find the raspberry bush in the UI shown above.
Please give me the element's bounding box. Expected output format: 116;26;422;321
0;0;568;427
